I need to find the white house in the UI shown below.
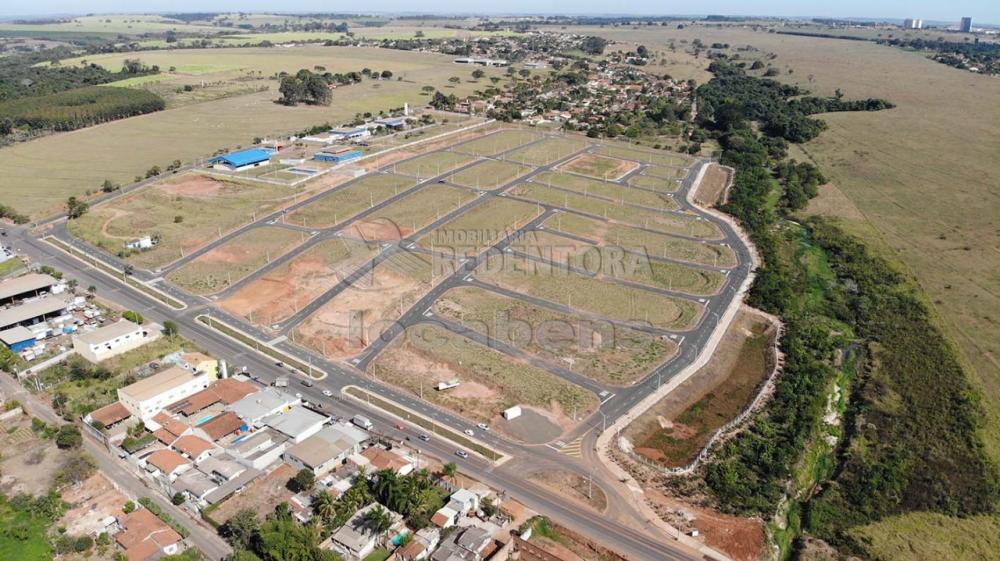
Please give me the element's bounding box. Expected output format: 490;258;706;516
264;406;327;444
73;319;156;363
118;365;213;420
284;423;368;476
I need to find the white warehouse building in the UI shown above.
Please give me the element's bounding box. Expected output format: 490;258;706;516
73;319;157;363
118;365;214;420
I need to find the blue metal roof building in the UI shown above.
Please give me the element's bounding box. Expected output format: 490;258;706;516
0;326;36;353
314;149;363;164
209;148;274;169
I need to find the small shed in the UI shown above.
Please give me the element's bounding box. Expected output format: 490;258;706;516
502;405;522;420
0;325;36;352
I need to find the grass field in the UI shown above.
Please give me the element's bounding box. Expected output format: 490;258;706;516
393;151;478;178
433;286;678;385
348;183;478;240
513;230;725;295
626;311;774;466
0;497;51;561
220;238;379;326
505;137;589;166
0;46;502;218
510;182;721;239
420;197;541;254
369;322;597;426
576;23;1000;557
643;164;689;180
285;174;415;228
447;159;534;190
533;171;680;210
476;254;702;331
453;129;543;156
543;213;736;268
166;226;305;295
67;172;298;270
0;14;225;35
848;512;1000;561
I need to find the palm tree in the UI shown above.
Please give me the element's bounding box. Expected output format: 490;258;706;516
313;490;336;523
441;462;458;485
364;505;393;546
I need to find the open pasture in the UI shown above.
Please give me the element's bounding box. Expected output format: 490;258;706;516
66;172;298;270
513;230;725;296
284;174;415;228
504;136;589;166
433;286;678;386
347;183;477;241
453;129;543;156
1;46;501;218
369;322;597;434
476;254;703;331
447;159;534;190
543;213;735;268
166;226;304;295
419;197;541;254
510;183;721;239
533;171;679;210
220;238;380;326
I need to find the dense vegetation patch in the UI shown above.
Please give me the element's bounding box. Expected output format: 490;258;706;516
0;85;165;131
694;58;996;554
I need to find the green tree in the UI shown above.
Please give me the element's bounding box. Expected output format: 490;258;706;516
163;320;179;337
471;69;485;80
441;462;457;484
448;76;461;85
291;468;315;493
66;196;89;219
171;492;186;505
363;505;393;545
122;310;144;325
221;508;259;549
312;491;336;523
55;424;82;449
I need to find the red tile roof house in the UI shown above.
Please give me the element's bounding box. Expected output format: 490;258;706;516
144;449;192;481
171;434;216;463
115;508;183;561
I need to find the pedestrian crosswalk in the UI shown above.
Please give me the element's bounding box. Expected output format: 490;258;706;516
560;437;583;458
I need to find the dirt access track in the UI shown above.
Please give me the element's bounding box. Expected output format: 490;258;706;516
558;153;640;181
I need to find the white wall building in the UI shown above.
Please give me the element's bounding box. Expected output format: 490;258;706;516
118;365;213;420
73;319;157;363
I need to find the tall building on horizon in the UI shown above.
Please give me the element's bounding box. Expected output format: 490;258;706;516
902;18;923;29
960;17;973;32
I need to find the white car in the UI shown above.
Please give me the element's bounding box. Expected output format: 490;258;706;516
463;429;474;437
322;389;333;397
455;450;469;459
477;423;489;431
418;434;431;442
295;392;302;399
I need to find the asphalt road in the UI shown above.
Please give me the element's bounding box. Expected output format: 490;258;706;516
8;132;754;561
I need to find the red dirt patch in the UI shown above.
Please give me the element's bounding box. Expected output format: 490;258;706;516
559;153;640;181
160;174;227;198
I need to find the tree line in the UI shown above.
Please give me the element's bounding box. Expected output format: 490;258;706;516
278;67;394;106
0;85;165;132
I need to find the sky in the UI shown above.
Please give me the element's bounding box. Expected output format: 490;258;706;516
2;1;997;26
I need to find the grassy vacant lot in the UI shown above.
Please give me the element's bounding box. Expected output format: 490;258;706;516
349;183;477;239
67;172;297;270
167;226;304;295
533;171;679;210
220;238;379;325
447;159;533;190
476;254;701;331
433;286;677;385
848;512;1000;561
511;182;721;239
558;153;638;181
285;174;415;228
293;251;447;359
369;322;597;425
453;129;542;156
505;136;589;166
643;164;688;180
0;14;224;35
0;46;500;218
420;197;541;254
544;213;736;268
626;311;774;466
592;144;689;167
0;497;51;561
513;230;725;296
629;172;682;192
393;151;478;178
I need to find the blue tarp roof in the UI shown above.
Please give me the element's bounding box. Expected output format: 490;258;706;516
210;148;272;167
